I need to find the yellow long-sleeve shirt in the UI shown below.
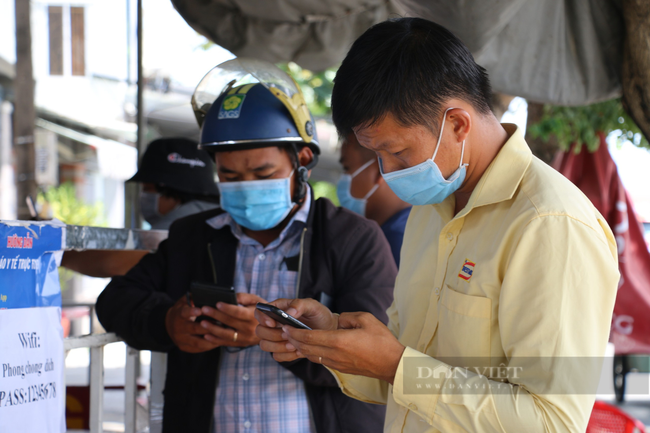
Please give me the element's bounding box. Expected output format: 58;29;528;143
330;124;619;432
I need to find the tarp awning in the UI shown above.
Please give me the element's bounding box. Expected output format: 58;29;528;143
171;0;624;106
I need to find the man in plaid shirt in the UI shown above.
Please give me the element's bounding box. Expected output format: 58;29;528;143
97;60;396;433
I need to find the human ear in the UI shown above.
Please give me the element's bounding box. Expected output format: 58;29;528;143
448;109;471;144
297;146;314;168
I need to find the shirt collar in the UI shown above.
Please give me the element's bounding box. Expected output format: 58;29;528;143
446;124;532;218
205;188;311;246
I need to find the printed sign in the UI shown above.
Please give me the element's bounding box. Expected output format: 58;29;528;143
0;221;65;432
0;307;65;432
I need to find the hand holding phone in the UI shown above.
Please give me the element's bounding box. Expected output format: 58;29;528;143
255;303;312;330
190;282;237;324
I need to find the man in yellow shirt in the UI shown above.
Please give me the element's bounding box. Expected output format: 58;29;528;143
255;17;619;432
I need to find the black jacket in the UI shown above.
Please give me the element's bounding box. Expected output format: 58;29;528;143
96;196;397;433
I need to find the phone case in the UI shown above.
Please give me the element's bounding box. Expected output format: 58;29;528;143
190;282;237;308
189;282;237;325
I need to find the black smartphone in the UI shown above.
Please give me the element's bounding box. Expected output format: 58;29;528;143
189;282;237;324
255;303;312;330
190;282;237;307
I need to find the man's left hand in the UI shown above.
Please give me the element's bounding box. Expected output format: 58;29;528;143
282;311;406;384
199;293;266;347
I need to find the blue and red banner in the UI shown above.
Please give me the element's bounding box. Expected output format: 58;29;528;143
0;222;64;309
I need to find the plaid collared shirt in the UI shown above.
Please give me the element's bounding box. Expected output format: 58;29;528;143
206;190;314;433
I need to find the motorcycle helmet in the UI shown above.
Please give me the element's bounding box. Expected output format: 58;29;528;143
191;58;320;200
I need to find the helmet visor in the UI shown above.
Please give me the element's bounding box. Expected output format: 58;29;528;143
192;58;314;144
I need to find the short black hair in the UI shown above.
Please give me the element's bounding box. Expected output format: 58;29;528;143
331;18;493;136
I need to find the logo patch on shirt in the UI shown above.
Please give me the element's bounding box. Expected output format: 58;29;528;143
218;94;246;119
458;259;475;281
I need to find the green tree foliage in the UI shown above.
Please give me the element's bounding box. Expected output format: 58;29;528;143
277;62;337;118
37;183;107;291
196;38;337;118
527;98;648;153
37;183;106;226
310;180;339;206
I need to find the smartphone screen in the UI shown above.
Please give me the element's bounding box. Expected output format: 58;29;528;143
256;303;312;330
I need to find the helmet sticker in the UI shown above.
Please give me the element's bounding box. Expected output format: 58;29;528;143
218;94;246;119
305;121;314;137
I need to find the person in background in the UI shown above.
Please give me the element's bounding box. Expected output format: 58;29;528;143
95;59;396;433
337;133;411;266
131;137;220;230
61;137;219;277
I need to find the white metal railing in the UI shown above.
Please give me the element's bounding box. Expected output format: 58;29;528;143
59;225;169;432
64;333;138;433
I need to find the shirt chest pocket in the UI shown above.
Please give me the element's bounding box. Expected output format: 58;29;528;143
275;270;298;299
255;270;298;301
437;285;492;359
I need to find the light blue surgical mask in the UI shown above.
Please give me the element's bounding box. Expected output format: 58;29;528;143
218;170;295;231
380;107;467;206
337;159;379;216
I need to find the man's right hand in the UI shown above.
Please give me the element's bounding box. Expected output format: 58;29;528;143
165;295;221;353
254;298;338;362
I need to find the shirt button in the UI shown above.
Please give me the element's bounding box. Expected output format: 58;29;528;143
244;420;252;428
434;287;440;295
446;232;453;241
408;403;418;411
242;373;249;381
258;253;266;260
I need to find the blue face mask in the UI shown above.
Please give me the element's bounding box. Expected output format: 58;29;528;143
218;170;295;231
337;159;379;216
380;107;467;206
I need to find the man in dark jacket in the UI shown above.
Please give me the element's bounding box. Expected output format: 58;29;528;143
96;59;396;433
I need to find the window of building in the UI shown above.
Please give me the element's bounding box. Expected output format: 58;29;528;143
48;5;85;77
70;7;85;76
48;6;63;76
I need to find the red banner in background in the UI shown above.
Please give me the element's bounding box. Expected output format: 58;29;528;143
553;132;650;354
